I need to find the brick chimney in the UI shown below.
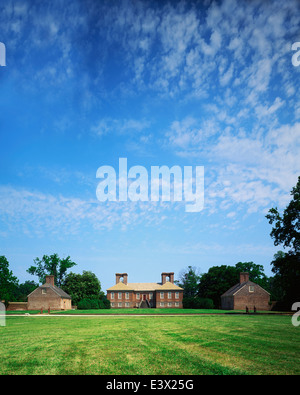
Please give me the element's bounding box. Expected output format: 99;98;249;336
161;272;174;284
116;273;128;285
45;275;55;286
240;272;249;284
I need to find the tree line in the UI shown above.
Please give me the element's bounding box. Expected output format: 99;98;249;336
0;253;109;309
176;176;300;310
1;177;299;310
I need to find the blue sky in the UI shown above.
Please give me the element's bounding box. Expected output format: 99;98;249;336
0;0;299;292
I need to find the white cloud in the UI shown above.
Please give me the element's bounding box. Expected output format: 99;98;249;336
91;118;151;138
166;116;300;214
0;185;187;237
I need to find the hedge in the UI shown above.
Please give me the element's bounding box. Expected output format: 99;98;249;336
182;297;214;309
77;298;111;310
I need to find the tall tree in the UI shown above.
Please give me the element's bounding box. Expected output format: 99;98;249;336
235;261;268;289
62;271;103;305
270;251;300;309
15;281;38;302
175;266;201;298
266;176;300;253
0;256;19;303
266;177;300;309
27;253;76;286
197;265;238;308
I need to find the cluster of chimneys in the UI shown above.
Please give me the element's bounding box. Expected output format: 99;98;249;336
115;272;249;285
48;272;249;287
115;272;175;285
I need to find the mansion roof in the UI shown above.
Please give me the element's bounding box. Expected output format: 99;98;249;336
107;281;183;292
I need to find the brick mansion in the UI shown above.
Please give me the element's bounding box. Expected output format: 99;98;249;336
106;272;184;308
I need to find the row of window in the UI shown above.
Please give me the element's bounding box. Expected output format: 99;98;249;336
110;292;132;300
110;291;180;300
159;292;180;299
159;302;180;307
111;302;181;307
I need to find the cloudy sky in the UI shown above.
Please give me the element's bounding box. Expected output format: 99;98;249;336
0;0;299;292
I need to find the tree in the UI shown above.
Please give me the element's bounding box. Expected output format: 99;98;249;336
15;281;38;302
0;256;19;304
270;251;300;309
27;253;76;286
197;265;238;308
266;177;300;310
62;271;104;305
175;266;201;298
266;176;300;253
235;261;268;289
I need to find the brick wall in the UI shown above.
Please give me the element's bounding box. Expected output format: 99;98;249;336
107;290;183;308
234;283;270;310
7;302;28;311
156;290;183;308
27;287;71;310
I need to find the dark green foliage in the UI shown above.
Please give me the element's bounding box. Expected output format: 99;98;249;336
0;256;19;303
270;251;300;310
183;297;214;309
14;280;38;302
62;271;103;305
27;253;76;286
77;297;110;310
266;176;300;253
175;266;201;298
266;177;300;310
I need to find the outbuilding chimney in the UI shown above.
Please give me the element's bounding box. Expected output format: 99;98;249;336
239;272;249;284
45;275;55;286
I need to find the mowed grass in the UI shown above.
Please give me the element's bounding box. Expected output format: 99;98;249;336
1;315;299;375
6;308;229;315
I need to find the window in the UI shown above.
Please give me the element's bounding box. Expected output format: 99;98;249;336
168;292;172;299
249;286;254;293
175;302;179;307
42;289;47;294
168;302;172;307
118;292;122;299
125;292;129;299
160;302;164;307
149;293;153;299
136;293;140;300
175;292;179;299
118;302;122;307
160;292;164;299
111;303;115;307
125;302;130;307
111;292;114;299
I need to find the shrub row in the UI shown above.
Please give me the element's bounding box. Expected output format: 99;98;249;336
182;297;214;309
77;298;110;310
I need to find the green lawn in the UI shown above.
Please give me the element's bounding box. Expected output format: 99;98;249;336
6;308;275;315
1;315;299;375
52;308;233;315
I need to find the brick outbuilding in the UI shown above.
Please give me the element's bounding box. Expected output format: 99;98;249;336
27;275;72;311
107;272;183;308
221;272;270;311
